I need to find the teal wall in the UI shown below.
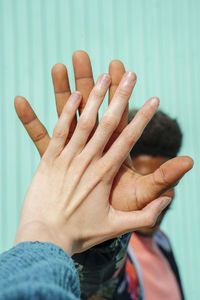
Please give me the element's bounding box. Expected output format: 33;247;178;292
0;0;199;298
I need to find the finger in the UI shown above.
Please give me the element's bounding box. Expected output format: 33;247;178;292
14;96;50;157
82;72;136;158
102;97;159;176
48;92;82;157
108;61;133;168
52;64;72;116
107;60;127;149
63;74;111;158
52;64;77;141
138;156;194;207
110;196;172;235
109;60;126;102
73;50;95;115
109;60;127;134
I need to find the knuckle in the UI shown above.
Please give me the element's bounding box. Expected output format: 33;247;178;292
93;85;105;98
159;167;169;185
53;128;64;139
64;103;75;115
78;115;93;131
117;87;131;99
123;130;136;147
139;109;150;122
33;129;48;142
101;114;118;131
153;166;169;186
53;125;67;139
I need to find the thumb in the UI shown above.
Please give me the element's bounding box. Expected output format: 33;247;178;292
137;156;193;209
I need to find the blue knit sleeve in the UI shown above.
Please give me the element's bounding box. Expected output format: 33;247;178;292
0;242;80;300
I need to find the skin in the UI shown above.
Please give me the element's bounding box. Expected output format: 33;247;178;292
133;155;175;235
15;73;174;256
14;50;193;216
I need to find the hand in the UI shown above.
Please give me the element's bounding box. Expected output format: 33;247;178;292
15;51;193;212
15;72;175;256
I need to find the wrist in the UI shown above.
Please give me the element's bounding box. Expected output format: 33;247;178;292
14;221;73;256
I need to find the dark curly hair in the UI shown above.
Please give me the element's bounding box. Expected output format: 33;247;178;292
128;110;182;159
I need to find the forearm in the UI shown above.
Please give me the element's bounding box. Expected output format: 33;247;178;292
0;242;80;300
73;233;131;299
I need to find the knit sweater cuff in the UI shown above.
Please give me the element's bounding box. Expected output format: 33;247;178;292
0;242;80;299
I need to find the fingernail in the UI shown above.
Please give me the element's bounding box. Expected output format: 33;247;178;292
97;74;111;87
121;71;137;85
160;197;172;210
72;91;81;101
150;97;160;108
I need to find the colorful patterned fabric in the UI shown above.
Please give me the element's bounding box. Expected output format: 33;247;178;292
73;233;131;299
73;231;184;300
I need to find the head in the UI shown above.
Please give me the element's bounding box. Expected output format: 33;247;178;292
128;110;182;235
